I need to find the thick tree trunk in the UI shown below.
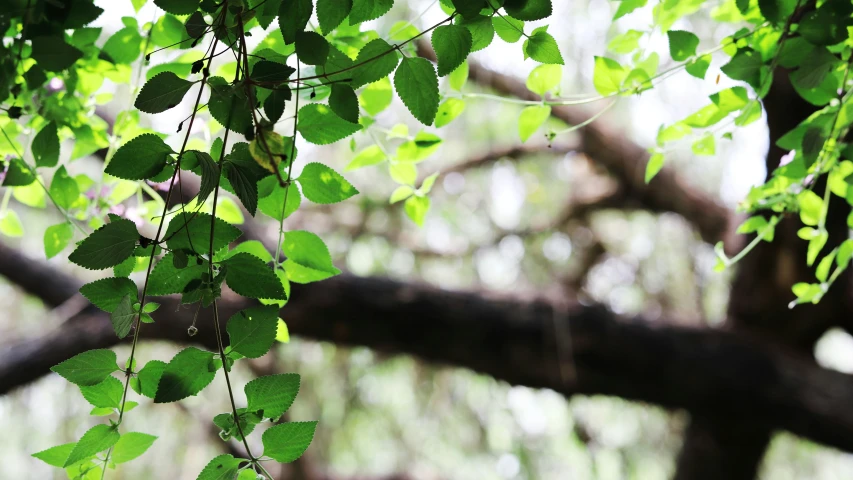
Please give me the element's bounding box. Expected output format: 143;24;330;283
675;68;853;478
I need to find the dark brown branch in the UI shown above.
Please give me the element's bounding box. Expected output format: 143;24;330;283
4;246;853;456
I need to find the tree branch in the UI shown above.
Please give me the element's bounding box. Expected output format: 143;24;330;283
3;245;853;456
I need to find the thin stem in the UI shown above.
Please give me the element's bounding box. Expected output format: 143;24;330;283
550;99;618;136
100;29;224;479
206;83;257;460
274;62;301;269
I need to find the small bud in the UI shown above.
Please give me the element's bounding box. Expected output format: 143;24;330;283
187;325;198;336
309;89;316;99
177;121;183;133
144;54;151;62
7;106;22;119
191;59;204;74
218;430;231;441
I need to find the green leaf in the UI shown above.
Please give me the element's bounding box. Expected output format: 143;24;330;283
223;161;259;216
645;152;664;183
493;15;524;43
224;253;288;299
319;46;355;83
297;162;359;204
691;134;716;156
276;319;290;343
135;72;195;114
51;349;119;386
106;133;175;180
459;15;495;52
683;104;727;128
613;0;647;19
222;240;273;264
111;294;136;339
197;455;242;480
404;195;430;226
154;0;199;15
282;230;341;283
32;122;60;167
297;103;362;145
111;432;157;464
592;56;627;96
729;101;758;132
279;0;313;44
208;76;253;135
13;180;45;209
523;29;564;64
526;64;562;96
317;0;353;32
295;31;329;66
607;30;643;54
799;9;847;46
44;222;74;259
79;376;123;408
2;158;36;186
0;211;23;237
710;86;749;113
346;146;386;171
227;305;280;358
349;0;394;24
69;218;139;270
50;166;79;210
518;105;551;142
432;25;473;76
798;189;823;226
450;0;486;17
394;57;440;125
148;253;207;295
264;87;291;123
63;424;120;467
258;180;302;221
667;30;699;61
189;150;219;202
31;36;83;71
505;0;552;20
251;61;296;85
449;61;468;91
246;373;300;419
720;48;763;87
686;54;711;79
435;98;466;128
185;11;207;38
33;443;75;467
358;77;393;116
165;211;242;255
80;277;138;313
262;421;318;463
329;84;359;123
131;360;166;398
154;347;216;403
396;131;442;163
351;38;400;89
103;26;143;64
390;185;415;203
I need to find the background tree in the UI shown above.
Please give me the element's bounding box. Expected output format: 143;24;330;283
2;0;853;479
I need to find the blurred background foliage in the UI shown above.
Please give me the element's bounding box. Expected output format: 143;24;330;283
4;0;853;478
